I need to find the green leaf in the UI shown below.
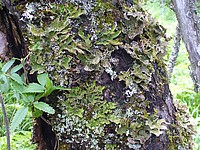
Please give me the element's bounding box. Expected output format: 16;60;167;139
37;73;48;86
10;107;28;133
22;94;35;105
46;77;70;93
1;59;15;73
33;102;55;114
23;83;45;93
64;35;74;46
11;81;24;92
35;85;70;100
10;73;24;85
35;86;55;101
85;37;92;48
46;76;54;90
0;74;9;93
36;73;55;98
36;75;70;100
32;107;43;118
35;93;45;101
30;41;43;52
44;87;55;98
10;64;23;74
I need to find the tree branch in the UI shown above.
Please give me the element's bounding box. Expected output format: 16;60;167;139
0;93;10;150
167;24;181;80
172;0;200;92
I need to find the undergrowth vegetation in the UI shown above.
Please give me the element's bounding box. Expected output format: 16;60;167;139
0;58;68;149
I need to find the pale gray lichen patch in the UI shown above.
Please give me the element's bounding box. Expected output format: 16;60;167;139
0;31;9;60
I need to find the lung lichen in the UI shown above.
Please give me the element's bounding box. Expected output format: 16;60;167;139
19;0;195;149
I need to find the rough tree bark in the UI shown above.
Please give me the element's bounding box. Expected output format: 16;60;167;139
0;0;194;150
172;0;200;92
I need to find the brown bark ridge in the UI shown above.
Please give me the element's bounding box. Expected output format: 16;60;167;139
0;3;27;60
172;0;200;92
1;0;195;150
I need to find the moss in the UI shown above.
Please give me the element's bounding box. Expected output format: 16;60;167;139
0;1;3;10
21;0;195;149
168;101;195;150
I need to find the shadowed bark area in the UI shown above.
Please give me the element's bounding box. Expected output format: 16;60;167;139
32;116;57;150
0;0;194;150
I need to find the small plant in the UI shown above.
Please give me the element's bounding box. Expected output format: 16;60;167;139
0;131;36;150
176;90;200;149
177;90;200;119
0;58;69;147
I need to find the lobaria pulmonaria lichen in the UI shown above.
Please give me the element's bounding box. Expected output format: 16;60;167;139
17;0;195;149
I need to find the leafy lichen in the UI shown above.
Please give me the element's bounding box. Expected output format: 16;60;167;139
18;0;195;149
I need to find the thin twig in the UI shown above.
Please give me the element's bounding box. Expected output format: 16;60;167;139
40;116;52;126
54;134;59;150
0;93;10;150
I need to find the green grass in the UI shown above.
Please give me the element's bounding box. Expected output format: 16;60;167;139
0;131;36;150
170;43;193;96
0;102;35;149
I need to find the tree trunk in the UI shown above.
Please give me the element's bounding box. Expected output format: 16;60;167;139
172;0;200;92
1;0;194;150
